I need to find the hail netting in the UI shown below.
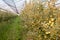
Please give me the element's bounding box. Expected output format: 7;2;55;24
3;0;19;14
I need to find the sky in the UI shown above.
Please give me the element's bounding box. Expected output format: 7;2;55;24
0;0;60;13
0;0;25;13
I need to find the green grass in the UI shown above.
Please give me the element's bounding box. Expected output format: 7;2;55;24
0;10;27;40
0;16;25;40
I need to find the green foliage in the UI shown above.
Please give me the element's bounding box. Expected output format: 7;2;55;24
0;10;17;22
